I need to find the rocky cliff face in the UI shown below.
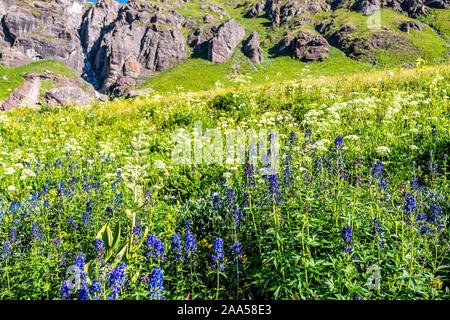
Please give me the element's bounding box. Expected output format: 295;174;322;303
0;0;449;105
82;0;188;92
1;0;86;73
0;0;248;96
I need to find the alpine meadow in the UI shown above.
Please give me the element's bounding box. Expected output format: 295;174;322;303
0;0;449;301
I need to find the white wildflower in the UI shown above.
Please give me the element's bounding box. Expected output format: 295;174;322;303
376;146;391;156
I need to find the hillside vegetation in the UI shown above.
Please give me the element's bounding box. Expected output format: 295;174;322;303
0;64;448;299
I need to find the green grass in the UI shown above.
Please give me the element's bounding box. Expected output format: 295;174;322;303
319;9;449;67
139;57;233;93
418;8;450;40
0;60;77;101
140;45;374;94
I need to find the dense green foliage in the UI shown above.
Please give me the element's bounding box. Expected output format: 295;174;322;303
0;65;448;299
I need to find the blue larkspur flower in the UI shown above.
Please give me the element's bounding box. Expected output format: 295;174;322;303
370;220;384;249
94;238;105;259
402;195;416;217
89;279;103;300
107;262;126;300
213;192;220;210
60;280;71;300
148;267;165;300
212;237;225;271
334;135;343;153
74;252;86;270
185;225;197;257
2;241;12;260
82;201;93;228
305;128;312;139
146;234;165;262
342;225;353;253
67;216;78;229
78;280;89;300
231;238;242;272
31;222;44;243
170;233;182;260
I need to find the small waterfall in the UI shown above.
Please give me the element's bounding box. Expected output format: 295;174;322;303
81;47;101;95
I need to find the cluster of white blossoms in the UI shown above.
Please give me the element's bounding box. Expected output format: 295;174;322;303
376;146;391;156
230;75;253;86
64;138;85;154
20;168;36;180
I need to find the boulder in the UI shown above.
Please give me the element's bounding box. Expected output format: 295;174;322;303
398;21;425;33
351;0;380;16
247;0;330;26
292;31;330;62
317;22;357;48
203;14;217;24
244;1;267;18
274;31;330;62
0;47;33;68
274;36;296;55
242;31;263;64
187;26;216;52
109;76;136;98
425;0;450;9
199;2;229;17
207;19;245;63
183;20;197;30
123;55;142;78
0;78;41;111
44;86;93;107
23;73;97;96
14;34;85;74
399;0;427;18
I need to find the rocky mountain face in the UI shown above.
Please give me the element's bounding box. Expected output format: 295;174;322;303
0;0;449;108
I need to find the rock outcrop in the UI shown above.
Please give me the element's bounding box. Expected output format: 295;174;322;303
207;19;245;63
0;78;41;111
275;31;330;62
0;0;448;104
44;86;94;107
242;31;263;64
398;0;428;18
246;0;330;26
109;76;136;98
23;73;97;97
1;0;86;73
80;0;121;63
398;20;425;33
325;0;435;18
351;0;380;15
83;0;188;93
425;0;450;9
0;47;33;68
292;31;330;62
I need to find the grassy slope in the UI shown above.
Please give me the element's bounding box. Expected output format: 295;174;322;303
319;8;448;66
418;8;450;41
0;60;77;101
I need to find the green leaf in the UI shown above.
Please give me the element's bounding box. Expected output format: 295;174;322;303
96;223;108;240
136;226;149;250
116;243;128;262
106;225;113;248
111;222;121;252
